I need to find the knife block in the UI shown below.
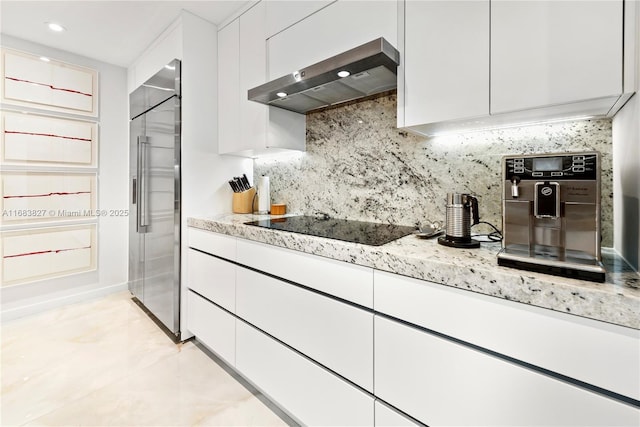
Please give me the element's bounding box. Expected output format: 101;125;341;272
232;187;256;214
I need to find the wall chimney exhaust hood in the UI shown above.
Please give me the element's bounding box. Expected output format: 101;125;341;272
248;38;400;114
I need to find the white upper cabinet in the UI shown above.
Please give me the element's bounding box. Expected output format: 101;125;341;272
217;19;240;154
491;0;623;114
399;0;634;136
239;2;268;152
400;0;489;128
267;0;397;80
218;2;305;157
265;0;334;38
128;21;182;94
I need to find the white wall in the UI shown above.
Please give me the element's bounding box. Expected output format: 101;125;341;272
0;35;129;320
612;1;640;271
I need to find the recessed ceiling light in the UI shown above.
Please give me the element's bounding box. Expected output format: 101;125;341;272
164;65;175;70
46;22;66;32
39;57;50;62
337;70;351;78
276;92;287;98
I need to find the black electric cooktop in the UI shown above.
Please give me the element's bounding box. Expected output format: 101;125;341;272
244;216;416;246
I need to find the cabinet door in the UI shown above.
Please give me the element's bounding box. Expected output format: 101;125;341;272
239;2;267;152
267;0;397;80
491;0;623;114
217;19;240;155
265;0;333;38
236;266;374;391
374;315;639;426
402;0;489;127
187;291;235;365
236;320;374;426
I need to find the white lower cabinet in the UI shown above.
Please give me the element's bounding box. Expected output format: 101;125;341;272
236;266;373;391
187;249;235;312
374;401;418;427
236;320;375;426
236;238;374;307
374;271;640;401
185;228;639;425
186;290;235;366
188;228;236;261
374;315;639;426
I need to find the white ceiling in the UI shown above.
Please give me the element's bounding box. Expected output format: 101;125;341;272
0;1;251;67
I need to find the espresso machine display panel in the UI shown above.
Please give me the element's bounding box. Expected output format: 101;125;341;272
506;154;597;180
497;152;605;282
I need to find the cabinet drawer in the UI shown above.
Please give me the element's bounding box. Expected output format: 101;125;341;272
187;291;235;366
236;320;374;426
374;401;418;427
188;228;236;260
236;238;373;307
187;249;235;312
374;270;640;400
374;315;639;426
236;267;373;391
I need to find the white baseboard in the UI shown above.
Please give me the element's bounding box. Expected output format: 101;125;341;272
1;282;129;322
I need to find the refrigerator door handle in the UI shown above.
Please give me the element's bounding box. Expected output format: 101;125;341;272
132;177;137;205
137;136;149;233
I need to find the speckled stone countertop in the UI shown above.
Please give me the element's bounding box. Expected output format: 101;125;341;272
188;214;640;330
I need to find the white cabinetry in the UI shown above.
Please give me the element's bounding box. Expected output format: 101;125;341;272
217;2;305;157
188;228;236;261
187;249;235;312
236;320;375;426
265;1;334;38
491;0;623;114
239;2;268;152
186;227;639;425
187;291;236;365
236;238;373;307
374;401;418;427
236;266;373;391
186;229;375;422
127;21;182;93
186;230;237;364
267;0;397;80
374;315;639;426
217;19;240;154
374;271;640;401
400;0;489;127
399;0;634;136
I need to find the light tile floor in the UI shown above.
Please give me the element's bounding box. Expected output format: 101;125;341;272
1;291;291;426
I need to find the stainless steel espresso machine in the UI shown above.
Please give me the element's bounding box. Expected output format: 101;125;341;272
497;152;606;282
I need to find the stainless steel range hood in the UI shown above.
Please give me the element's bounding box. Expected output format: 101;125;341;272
248;38;400;114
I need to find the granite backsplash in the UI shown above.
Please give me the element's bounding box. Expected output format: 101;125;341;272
254;93;614;247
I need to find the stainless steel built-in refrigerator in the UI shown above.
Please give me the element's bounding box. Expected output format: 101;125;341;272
129;59;181;340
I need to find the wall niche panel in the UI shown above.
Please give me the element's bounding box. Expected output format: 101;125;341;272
1;111;98;167
1;224;97;286
1;172;97;224
0;47;100;286
1;48;98;116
